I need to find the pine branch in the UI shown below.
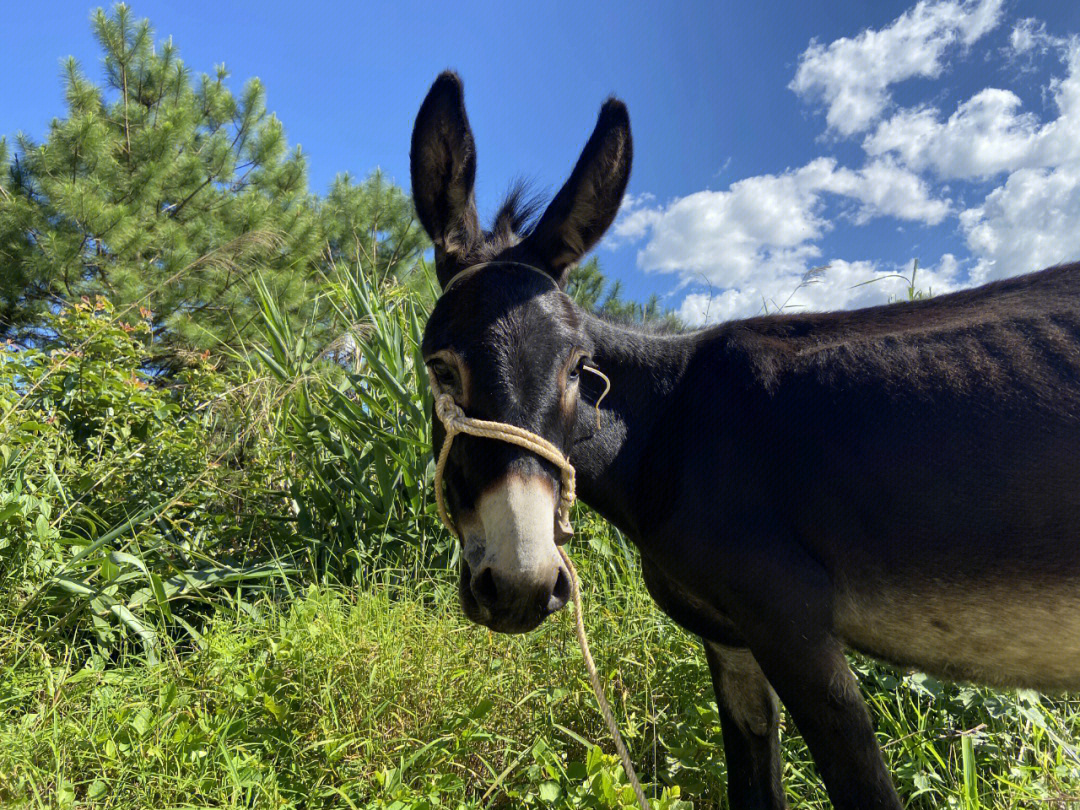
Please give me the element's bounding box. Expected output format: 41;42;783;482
168;176;214;219
121;61;132;162
382;217;414;278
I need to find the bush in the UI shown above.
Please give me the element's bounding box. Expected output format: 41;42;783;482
255;262;454;584
1;297;298;661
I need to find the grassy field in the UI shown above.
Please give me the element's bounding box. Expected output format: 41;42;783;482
3;276;1080;809
4;520;1080;810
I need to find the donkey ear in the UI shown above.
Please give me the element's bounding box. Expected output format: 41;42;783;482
411;72;480;287
526;99;632;286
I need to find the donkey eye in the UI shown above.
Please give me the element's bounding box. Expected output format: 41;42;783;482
568;356;587;383
427;359;458;389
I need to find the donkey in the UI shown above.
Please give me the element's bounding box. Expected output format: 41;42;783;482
410;71;1080;809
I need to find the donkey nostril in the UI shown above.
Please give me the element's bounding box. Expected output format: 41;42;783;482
547;566;571;614
472;567;498;609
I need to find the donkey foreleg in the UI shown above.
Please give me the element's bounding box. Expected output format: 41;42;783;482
703;641;788;810
753;637;899;810
725;539;901;810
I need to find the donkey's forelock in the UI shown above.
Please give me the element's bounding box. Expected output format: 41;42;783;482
468;181;546;263
492;182;544;243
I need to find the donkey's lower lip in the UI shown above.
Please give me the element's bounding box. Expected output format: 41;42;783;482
475;608;547;634
458;558;491;625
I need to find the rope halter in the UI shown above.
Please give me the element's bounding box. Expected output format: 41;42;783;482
427;261;608;542
427;368;645;810
429;375;577;541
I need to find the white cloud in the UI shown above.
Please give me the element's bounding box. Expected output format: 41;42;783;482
863;90;1039;179
677;287;763;326
960;162;1080;283
624;157;946;290
632;164;828;287
865;40;1080;179
790;0;1004;137
1009;17;1064;58
676;257;964;325
607;193;661;245
821;158;951;223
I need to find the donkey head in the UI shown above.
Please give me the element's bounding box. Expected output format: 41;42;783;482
412;72;632;633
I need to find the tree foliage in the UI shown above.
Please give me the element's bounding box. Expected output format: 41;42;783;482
322;169;428;285
1;6;325;365
566;257;681;328
0;5;433;370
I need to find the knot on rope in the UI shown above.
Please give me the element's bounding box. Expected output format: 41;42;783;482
434;392;465;432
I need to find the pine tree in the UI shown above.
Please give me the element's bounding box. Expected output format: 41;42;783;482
565;256;607;310
566;257;681;328
322;169;428;285
1;5;323;367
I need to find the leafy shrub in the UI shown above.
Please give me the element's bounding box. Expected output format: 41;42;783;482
1;298;297;660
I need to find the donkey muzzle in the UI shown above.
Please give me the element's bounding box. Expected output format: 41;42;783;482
458;474;572;633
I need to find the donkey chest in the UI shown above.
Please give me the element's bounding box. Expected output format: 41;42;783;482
640;559;746;647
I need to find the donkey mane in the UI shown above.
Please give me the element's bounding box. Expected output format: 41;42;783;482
492;181;543;241
586;307;686;335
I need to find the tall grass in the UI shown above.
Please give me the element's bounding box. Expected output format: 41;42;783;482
252;260;452;583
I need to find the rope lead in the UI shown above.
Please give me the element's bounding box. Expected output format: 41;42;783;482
429;378;650;810
558;545;651;810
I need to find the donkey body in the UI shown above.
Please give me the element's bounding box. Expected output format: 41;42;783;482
411;72;1080;809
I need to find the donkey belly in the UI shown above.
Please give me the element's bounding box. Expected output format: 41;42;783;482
834;580;1080;691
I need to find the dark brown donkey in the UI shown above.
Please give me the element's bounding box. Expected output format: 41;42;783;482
411;71;1080;809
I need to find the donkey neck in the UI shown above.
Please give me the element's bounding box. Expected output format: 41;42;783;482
571;310;700;538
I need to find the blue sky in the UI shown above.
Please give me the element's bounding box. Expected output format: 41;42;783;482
4;1;1080;322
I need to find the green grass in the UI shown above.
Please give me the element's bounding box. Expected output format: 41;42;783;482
4;527;1080;809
